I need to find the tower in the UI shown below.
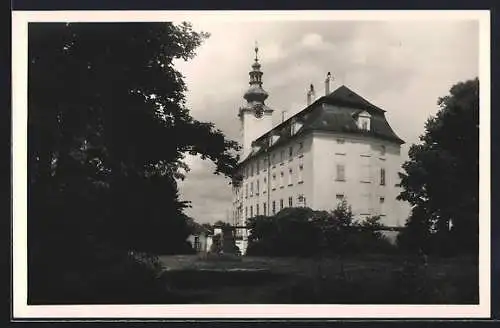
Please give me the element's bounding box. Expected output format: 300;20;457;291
238;42;273;159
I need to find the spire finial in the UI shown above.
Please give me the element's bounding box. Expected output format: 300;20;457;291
254;41;259;61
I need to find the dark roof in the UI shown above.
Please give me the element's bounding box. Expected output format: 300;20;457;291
324;85;386;113
239;85;404;165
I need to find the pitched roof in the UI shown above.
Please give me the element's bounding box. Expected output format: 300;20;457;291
240;85;404;164
325;85;386;113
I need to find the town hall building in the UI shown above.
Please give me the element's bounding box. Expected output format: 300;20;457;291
231;45;410;254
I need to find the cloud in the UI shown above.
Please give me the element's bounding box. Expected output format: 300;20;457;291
301;33;324;48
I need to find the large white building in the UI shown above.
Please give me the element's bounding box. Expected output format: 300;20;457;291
231;46;410;254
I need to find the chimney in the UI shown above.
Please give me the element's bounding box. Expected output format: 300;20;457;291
306;83;316;106
325;72;331;95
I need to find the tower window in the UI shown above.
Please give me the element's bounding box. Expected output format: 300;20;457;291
380;145;386;156
289;146;293;158
280;150;284;163
380;168;386;186
280;171;284;188
288;168;293;186
250;182;253;196
298;164;304;183
256;160;260;172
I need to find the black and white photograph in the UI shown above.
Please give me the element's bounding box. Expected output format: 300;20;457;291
12;10;490;319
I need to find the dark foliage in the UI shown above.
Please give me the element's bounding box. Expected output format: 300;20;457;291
397;78;479;255
246;202;396;257
28;22;240;304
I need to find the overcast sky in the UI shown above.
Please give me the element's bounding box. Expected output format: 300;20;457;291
172;19;479;224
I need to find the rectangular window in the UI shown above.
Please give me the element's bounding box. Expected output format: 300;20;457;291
256;204;260;216
263;202;267;216
280;171;284;188
380;197;385;203
263;177;267;193
299;142;303;149
336;194;344;201
380;168;386;186
337;138;345;144
272;201;276;215
361;120;368;130
336;164;345;181
250;206;253;218
361;155;371;183
298;164;304;183
289;146;293;158
256;180;260;195
256;160;260;172
288;196;293;207
245;183;248;198
288;168;293;186
250;164;254;176
280;199;284;210
280;150;285;164
380;145;386;156
272;173;276;190
245;206;248;219
250;182;254;196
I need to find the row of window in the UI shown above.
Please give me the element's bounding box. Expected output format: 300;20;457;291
244;195;306;218
241;164;304;198
335;164;386;185
335;194;385;204
242;194;385;219
243;142;304;178
238;165;386;200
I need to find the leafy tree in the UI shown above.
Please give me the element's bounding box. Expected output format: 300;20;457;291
397;77;479;254
28;22;240;303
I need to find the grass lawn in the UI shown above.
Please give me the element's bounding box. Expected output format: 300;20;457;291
157;254;478;304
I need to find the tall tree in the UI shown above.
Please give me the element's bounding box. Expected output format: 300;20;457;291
397;78;479;254
28;22;240;303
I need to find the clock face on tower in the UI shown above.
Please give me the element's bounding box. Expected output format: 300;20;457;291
254;104;264;118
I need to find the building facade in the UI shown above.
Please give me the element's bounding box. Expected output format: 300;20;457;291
232;46;410;254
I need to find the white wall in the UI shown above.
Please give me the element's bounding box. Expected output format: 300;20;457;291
311;131;411;227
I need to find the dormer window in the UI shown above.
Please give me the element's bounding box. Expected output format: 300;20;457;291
356;110;371;131
269;134;279;146
291;119;304;135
